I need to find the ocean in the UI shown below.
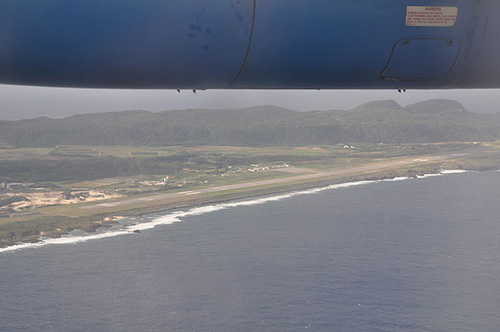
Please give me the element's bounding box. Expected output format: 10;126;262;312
0;171;499;331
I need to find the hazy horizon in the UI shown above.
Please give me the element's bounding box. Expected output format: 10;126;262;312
1;84;500;121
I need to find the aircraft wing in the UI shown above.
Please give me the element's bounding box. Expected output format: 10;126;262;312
0;0;499;89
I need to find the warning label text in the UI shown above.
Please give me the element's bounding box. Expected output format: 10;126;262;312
406;6;458;27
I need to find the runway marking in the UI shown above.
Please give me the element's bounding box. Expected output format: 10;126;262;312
183;191;201;196
97;202;120;207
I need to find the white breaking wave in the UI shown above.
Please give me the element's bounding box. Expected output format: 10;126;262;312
416;169;470;179
0;229;132;253
440;169;469;174
0;170;469;253
416;173;441;179
381;177;410;182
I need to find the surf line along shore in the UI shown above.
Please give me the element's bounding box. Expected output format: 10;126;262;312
1;155;452;250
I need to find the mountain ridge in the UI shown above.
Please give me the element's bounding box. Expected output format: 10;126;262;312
1;99;498;147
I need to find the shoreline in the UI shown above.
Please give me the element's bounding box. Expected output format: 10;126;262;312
0;167;472;253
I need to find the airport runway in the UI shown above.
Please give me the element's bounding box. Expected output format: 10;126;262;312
82;156;444;210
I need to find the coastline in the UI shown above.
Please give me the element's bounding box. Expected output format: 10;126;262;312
0;167;473;253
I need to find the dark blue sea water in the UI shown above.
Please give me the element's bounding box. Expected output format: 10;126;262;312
1;171;499;332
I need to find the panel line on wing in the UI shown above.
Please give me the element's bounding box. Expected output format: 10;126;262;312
229;0;257;87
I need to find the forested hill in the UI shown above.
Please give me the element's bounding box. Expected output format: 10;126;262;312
1;99;499;147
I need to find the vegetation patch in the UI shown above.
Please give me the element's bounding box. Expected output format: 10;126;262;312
0;195;28;208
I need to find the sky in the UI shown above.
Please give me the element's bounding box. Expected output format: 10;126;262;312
1;84;500;121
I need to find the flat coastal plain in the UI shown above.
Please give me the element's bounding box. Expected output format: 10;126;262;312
1;142;499;248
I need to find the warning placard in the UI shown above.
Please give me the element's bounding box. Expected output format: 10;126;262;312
406;6;458;27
